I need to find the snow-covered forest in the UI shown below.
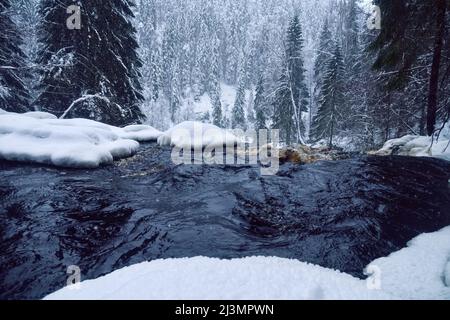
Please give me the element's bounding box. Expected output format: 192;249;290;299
2;0;450;301
1;0;449;151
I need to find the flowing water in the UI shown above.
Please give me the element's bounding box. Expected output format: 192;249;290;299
1;143;449;299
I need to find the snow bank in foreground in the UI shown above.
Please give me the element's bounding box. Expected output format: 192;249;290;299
369;226;450;300
45;227;450;300
0;113;162;168
374;135;450;161
46;257;387;300
158;121;240;149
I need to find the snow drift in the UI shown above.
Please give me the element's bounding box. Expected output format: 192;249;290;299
45;226;450;300
0;111;162;168
157;121;240;149
373;135;450;161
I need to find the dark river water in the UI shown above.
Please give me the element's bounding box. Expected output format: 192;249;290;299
1;143;449;299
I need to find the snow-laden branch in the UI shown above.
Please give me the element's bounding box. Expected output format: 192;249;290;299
60;94;111;119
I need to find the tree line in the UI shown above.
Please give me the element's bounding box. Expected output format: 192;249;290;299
1;0;449;150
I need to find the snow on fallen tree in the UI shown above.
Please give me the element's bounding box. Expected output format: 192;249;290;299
157;121;241;149
372;135;450;161
23;111;58;120
60;94;144;127
0;112;162;168
44;226;450;300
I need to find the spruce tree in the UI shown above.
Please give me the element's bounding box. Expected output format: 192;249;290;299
0;0;31;113
272;71;296;145
286;15;309;139
210;36;223;127
272;15;309;145
35;0;145;126
311;44;345;147
231;79;247;130
254;76;267;130
341;0;363;132
313;19;333;102
370;0;448;136
212;94;223;127
246;90;255;128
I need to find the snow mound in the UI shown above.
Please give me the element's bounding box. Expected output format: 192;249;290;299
0;113;140;168
121;125;163;142
23;111;58;120
158;121;240;149
374;135;450;161
0;108;8;115
368;226;450;299
44;227;450;300
45;257;387;300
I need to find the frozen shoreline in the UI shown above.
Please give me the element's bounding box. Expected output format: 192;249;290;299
46;226;450;300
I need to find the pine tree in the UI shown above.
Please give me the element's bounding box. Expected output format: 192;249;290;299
343;0;359;65
150;50;161;103
272;71;296;144
210;36;223;127
170;64;181;123
311;44;345;148
254;76;267;130
370;0;449;136
286;15;309;140
212;94;223;127
313;19;333;99
232;78;247;130
341;0;363;132
272;15;309;145
0;0;31;112
35;0;145;126
246;90;255;128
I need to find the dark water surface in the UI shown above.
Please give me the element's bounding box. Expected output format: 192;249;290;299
1;143;449;299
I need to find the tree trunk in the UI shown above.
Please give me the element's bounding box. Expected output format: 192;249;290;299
427;0;447;136
329;113;334;149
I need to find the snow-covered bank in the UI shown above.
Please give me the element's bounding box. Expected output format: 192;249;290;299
45;227;450;300
0;110;243;168
374;135;450;161
0;111;162;168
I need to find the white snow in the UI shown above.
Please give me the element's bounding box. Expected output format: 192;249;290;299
157;121;240;149
120;125;163;142
0;112;162;168
191;84;254;123
23;111;58;120
45;257;388;300
367;226;450;299
45;226;450;300
374;135;450;161
444;261;450;288
142;83;254;131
